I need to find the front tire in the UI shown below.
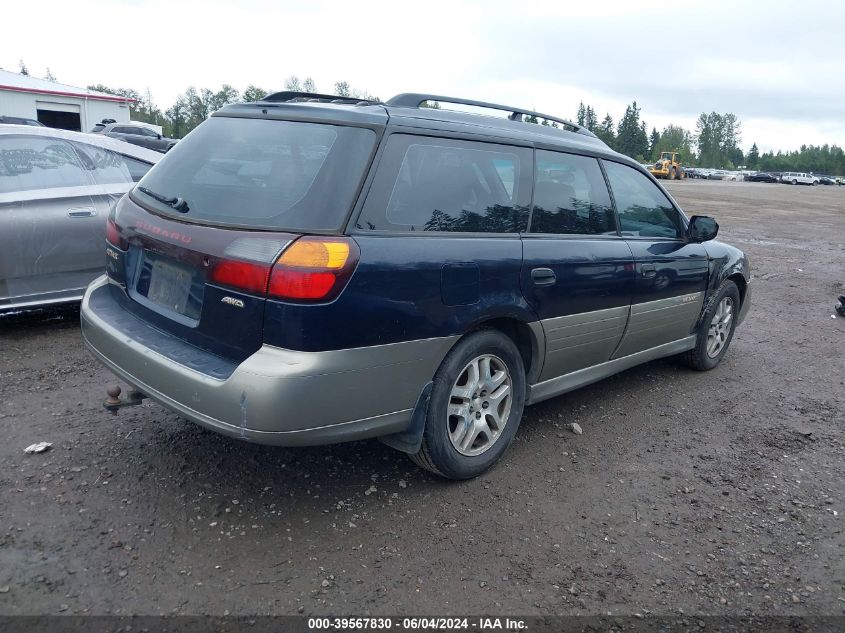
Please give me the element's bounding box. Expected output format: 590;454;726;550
410;330;526;479
682;280;741;371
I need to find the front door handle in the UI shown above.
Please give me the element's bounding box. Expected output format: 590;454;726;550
67;208;96;218
531;267;557;286
641;263;657;278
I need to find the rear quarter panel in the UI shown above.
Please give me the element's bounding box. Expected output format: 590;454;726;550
262;235;537;352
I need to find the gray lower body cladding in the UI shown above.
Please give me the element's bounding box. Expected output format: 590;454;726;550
81;276;459;446
81;277;744;447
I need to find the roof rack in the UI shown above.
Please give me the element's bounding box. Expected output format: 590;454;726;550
386;93;583;133
262;91;378;105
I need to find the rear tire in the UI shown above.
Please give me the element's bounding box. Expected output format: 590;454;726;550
682;280;741;371
792;179;798;185
668;168;677;180
410;330;526;479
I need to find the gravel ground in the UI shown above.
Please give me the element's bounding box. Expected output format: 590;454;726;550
1;180;843;617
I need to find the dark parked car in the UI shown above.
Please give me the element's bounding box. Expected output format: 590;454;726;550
91;121;177;153
816;175;836;185
0;115;44;127
80;91;752;479
746;172;779;183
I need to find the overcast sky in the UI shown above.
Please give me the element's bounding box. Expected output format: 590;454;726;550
4;0;842;152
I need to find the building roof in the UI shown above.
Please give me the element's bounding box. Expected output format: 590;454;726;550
0;69;136;103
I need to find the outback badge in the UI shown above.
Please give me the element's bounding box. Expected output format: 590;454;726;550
221;296;245;308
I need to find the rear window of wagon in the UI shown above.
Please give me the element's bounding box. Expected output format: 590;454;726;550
132;117;376;232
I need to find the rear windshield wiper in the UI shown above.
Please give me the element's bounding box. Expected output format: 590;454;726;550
137;186;190;213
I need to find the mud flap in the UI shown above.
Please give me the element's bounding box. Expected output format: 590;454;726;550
378;382;432;454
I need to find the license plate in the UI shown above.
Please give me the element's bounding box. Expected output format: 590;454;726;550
147;259;193;314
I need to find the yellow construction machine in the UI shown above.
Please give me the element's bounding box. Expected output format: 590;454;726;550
648;151;686;180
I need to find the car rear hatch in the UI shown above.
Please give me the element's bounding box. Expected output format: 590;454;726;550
104;108;383;365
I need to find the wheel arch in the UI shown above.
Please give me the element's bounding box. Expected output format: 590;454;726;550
464;317;545;385
727;272;747;306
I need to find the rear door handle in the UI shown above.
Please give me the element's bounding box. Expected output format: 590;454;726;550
641;263;657;278
531;267;556;286
67;208;96;218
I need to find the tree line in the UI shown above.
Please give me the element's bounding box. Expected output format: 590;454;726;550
87;76;376;140
78;70;844;176
572;100;844;175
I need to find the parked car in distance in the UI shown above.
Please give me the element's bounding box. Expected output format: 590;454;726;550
708;170;728;180
816;175;836;185
91;121;177;153
0;125;161;312
0;115;45;127
80;91;751;479
746;172;779;183
780;171;816;185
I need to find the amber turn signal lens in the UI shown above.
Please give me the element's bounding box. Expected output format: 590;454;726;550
277;239;350;270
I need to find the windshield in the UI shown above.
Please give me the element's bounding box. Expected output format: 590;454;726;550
133;117;376;231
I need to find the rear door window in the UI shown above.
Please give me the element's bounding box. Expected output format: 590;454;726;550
357;135;531;233
72;141;140;185
0;135;91;194
133;117;376;231
530;150;616;235
603;161;684;239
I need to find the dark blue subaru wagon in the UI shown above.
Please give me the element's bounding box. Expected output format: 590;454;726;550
81;92;751;479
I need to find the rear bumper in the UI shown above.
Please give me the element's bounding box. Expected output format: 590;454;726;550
80;276;457;446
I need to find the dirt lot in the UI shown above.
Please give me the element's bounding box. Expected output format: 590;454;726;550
1;181;843;617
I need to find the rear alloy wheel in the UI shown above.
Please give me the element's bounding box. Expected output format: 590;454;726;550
447;354;513;457
410;330;525;479
682;280;741;371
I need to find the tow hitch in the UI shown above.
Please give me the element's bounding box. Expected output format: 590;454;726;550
104;385;147;414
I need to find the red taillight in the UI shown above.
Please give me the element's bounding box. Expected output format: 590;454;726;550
268;270;337;300
209;260;272;295
106;219;128;250
268;237;359;302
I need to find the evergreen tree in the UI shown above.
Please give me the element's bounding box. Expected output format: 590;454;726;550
576;102;586;127
616;102;648;159
649;127;661;160
747;143;760;169
585;106;597;131
596;114;616;148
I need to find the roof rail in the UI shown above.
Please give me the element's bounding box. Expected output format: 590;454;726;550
386;93;585;134
262;91;378;105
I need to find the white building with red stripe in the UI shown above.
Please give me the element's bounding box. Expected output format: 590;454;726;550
0;69;135;132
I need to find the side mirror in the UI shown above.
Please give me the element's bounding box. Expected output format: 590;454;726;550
688;215;719;242
157;134;162;139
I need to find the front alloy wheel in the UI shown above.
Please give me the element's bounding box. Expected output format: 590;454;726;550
681;279;741;371
706;297;734;358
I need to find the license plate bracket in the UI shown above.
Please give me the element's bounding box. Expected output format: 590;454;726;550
146;258;194;314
